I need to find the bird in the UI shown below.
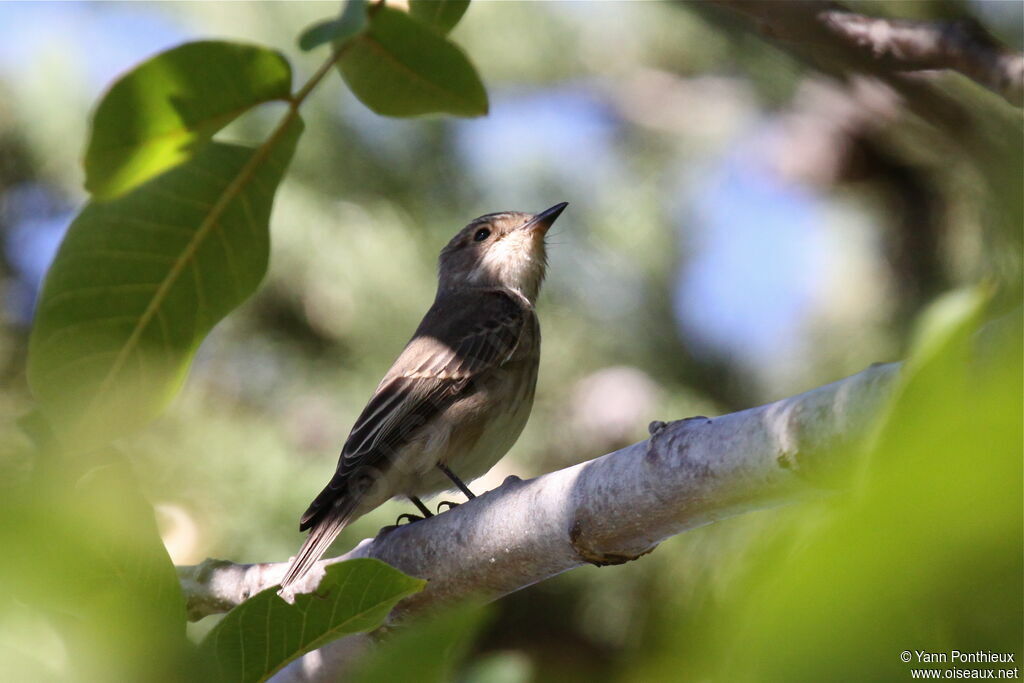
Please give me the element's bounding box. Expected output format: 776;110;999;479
279;202;568;591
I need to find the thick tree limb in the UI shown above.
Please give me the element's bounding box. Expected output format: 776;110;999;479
179;362;899;622
710;0;1024;107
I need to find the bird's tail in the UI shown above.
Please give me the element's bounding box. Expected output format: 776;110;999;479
279;505;354;593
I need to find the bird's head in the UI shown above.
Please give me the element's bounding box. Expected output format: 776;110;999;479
438;202;568;303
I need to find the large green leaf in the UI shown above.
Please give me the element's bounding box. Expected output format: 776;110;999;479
691;290;1023;682
0;449;204;680
339;6;488;117
27;118;303;447
200;559;425;682
84;41;293;200
408;0;471;34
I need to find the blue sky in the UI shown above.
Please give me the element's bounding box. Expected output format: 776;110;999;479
675;128;826;365
0;2;189;90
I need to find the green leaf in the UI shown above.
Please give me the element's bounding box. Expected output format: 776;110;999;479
692;295;1023;682
27;118;303;448
462;652;534;683
298;0;367;51
408;0;471;34
15;408;55;452
350;603;489;683
84;41;293;200
901;286;990;380
200;559;425;682
339;6;488;117
0;449;204;680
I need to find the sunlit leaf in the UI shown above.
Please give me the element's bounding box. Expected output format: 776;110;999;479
408;0;470;34
461;652;534;683
298;0;367;51
27;118;303;448
900;286;989;380
200;559;425;682
339;6;488;117
84;41;293;200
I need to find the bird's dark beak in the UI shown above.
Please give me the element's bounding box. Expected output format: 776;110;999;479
523;202;568;234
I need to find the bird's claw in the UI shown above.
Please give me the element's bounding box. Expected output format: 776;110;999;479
436;500;460;513
395;513;423;525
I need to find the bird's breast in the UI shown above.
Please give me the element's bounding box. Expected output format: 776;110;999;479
404;317;540;496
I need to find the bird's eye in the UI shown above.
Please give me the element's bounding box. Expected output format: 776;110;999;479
473;228;491;242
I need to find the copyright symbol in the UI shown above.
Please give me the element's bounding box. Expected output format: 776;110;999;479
900;651;912;663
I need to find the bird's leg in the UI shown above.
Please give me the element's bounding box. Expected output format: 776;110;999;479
437;463;476;499
410;496;434;517
396;496;434;525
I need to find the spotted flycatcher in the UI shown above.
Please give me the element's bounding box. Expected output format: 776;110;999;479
280;203;568;590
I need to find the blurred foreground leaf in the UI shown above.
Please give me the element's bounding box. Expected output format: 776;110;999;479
200;559;425;682
695;289;1023;681
409;0;471;34
298;0;367;52
461;652;534;683
27;118;303;448
339;6;487;117
0;450;201;680
901;287;989;379
84;41;293;200
351;603;490;683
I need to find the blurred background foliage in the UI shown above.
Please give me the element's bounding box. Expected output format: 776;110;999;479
0;1;1020;681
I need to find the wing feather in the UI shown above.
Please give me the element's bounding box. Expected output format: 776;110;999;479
299;289;528;530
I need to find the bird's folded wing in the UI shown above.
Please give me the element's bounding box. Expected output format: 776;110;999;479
299;289;527;528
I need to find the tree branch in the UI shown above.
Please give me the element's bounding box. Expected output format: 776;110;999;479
178;362;899;622
709;0;1024;107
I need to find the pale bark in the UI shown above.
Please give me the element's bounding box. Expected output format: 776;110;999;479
179;362;899;622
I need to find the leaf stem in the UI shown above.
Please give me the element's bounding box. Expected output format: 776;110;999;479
291;44;352;109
